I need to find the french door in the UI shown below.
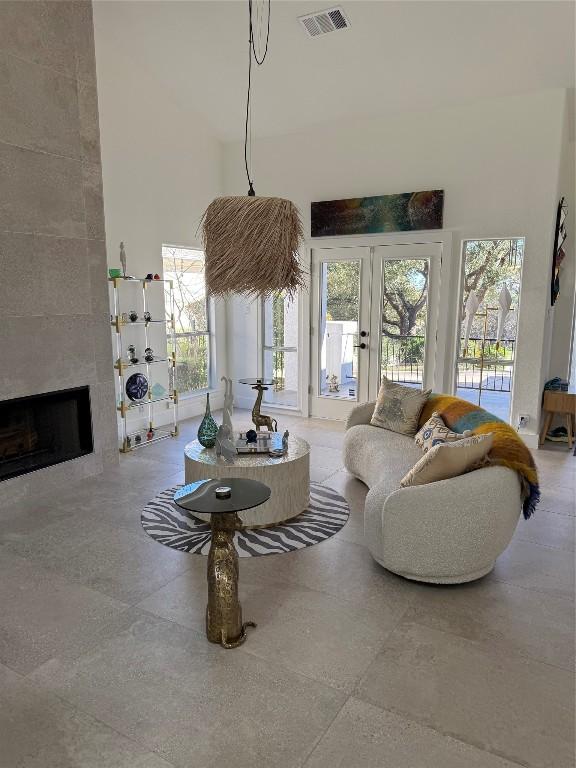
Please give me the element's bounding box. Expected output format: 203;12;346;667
309;242;442;419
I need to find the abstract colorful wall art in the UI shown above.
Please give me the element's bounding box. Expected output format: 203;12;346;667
311;190;444;237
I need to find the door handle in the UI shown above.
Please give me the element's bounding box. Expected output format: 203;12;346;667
354;342;367;349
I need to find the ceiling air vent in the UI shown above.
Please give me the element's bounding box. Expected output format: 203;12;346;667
298;7;350;38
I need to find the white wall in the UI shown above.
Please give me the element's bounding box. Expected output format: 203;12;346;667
93;7;227;423
548;91;575;381
224;89;571;441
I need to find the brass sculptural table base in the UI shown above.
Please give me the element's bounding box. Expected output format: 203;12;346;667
173;477;270;649
206;510;256;648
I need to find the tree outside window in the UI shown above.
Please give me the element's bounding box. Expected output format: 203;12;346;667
162;246;211;395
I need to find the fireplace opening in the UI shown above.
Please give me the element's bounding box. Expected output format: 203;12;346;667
0;387;94;482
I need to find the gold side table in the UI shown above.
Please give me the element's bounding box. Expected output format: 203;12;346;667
174;477;270;648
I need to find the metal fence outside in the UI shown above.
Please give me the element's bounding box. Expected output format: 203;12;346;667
381;335;515;392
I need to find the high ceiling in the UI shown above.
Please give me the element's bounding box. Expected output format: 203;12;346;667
93;1;575;142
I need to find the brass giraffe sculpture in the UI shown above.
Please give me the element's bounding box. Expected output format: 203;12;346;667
251;383;278;432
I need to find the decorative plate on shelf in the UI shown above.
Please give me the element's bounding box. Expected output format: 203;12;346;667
126;372;149;401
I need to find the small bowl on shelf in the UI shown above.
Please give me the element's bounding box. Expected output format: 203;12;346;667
108;268;122;278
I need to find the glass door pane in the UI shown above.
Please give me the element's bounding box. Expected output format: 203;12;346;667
263;349;298;407
262;291;299;407
380;259;428;388
309;246;371;419
319;260;361;400
457;238;524;421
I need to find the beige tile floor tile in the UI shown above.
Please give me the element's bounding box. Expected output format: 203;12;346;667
490;537;575;599
31;610;345;768
239;582;402;692
513;508;575;552
304;697;522;768
0;468;183;542
0;548;128;675
0;663;173;768
4;513;193;604
355;622;575;768
323;469;368;545
537;484;575;517
310;465;340;483
237;534;424;623
402;578;574;670
141;575;393;692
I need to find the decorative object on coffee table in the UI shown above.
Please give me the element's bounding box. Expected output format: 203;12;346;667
221;376;234;433
174;477;271;648
142;481;349;556
198;393;219;448
239;378;278;432
184;435;310;527
215;424;237;460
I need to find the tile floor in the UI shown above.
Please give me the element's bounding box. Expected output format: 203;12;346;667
0;411;574;768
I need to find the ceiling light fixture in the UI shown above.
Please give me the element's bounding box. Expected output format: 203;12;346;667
200;0;304;299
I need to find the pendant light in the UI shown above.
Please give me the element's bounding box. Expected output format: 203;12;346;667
201;0;304;298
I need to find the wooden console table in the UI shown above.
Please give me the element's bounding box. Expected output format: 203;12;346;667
539;387;576;448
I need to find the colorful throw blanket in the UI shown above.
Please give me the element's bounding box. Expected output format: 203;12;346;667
419;394;539;519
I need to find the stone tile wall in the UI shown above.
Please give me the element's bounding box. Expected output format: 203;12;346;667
0;1;118;503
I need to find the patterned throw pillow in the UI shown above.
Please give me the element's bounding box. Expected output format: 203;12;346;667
400;433;493;487
370;377;431;436
415;412;472;453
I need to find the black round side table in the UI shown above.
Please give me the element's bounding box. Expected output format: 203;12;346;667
174;477;271;648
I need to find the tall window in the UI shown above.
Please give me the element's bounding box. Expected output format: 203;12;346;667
162;246;211;395
380;259;429;388
456;238;524;421
262;291;299;407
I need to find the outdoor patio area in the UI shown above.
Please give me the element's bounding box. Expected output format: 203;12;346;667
456;388;510;422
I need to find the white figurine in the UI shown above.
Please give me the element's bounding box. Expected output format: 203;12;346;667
282;429;289;452
221;376;234;434
119;241;127;277
215;424;237;461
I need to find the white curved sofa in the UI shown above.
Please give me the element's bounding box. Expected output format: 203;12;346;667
344;401;522;584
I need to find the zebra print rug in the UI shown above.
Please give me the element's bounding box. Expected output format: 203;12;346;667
141;483;349;557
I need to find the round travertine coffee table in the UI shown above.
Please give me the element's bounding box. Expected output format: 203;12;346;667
183;435;310;528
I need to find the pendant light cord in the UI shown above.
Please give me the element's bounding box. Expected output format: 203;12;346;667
244;0;271;196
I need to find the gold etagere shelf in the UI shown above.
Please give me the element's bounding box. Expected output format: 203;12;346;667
109;277;179;453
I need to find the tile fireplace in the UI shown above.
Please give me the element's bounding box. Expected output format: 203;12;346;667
0;387;94;483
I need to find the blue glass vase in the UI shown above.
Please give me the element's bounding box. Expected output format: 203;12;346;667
198;393;218;448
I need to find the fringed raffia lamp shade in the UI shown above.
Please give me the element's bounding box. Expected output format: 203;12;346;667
200;195;305;298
